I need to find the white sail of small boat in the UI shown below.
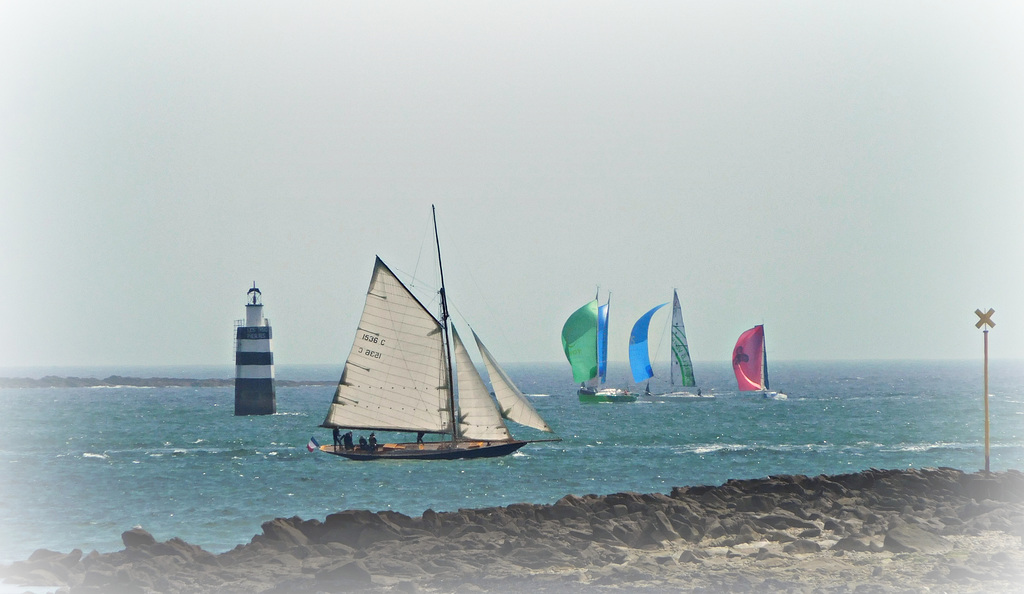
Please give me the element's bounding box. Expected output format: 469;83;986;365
668;290;698;391
319;207;558;460
629;290;703;398
732;324;786;399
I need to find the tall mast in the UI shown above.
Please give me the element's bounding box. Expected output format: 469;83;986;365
762;326;770;390
432;205;458;442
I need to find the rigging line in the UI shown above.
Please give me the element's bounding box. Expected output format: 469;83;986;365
390;265;441;315
409;219;432;291
436;223;525;365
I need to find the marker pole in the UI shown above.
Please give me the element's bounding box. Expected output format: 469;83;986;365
984;327;990;473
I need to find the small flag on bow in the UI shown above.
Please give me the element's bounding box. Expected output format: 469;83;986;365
307;436;320;452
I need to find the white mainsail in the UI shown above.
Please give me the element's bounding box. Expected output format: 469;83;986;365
451;326;510;441
670;289;696;387
472;330;553;433
323;258;450;433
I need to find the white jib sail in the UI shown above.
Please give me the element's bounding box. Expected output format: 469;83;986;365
472;329;552;433
451;326;510;442
323;258;450;433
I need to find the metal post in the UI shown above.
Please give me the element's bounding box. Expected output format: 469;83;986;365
974;308;995;473
984;328;990;473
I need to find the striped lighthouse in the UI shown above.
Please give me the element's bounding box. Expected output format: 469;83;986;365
234;283;276;416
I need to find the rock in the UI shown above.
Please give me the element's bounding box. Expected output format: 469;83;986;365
783;539;822;554
316;559;373;585
832;535;874;552
883;524;953;553
735;494;779;513
590;523;621;544
763;530;796;543
121;528;156;549
759;512;818;531
650;510;681;542
736;523;761;544
668;515;702;542
258;518;310;547
678;550;706;564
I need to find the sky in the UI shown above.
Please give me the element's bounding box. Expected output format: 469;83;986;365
2;1;1022;369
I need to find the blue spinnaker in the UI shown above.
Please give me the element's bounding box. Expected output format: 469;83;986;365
629;303;668;382
597;303;609;383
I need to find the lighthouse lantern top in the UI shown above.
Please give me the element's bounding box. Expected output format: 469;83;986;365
247;282;262;306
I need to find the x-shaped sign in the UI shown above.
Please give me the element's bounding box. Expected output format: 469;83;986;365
975;308;995;329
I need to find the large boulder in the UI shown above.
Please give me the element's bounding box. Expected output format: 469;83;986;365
883;524;953;553
121;528;157;549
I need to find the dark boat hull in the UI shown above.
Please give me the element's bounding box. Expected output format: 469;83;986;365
319;440;528;460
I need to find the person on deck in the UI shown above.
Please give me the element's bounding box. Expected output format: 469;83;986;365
368;432;378;452
342;431;354;451
332;427;342;450
417;432;425;444
359;436;368;451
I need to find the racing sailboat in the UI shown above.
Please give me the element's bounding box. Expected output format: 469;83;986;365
318;207;558;459
562;294;635;403
732;324;786;399
628;290;702;397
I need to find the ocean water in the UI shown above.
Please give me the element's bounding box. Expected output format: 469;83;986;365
1;359;1022;563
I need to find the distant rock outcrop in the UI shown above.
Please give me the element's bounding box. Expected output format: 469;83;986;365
0;376;334;389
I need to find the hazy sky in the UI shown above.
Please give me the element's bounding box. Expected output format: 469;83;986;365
2;1;1022;369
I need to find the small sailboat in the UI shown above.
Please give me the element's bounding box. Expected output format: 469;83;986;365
732;324;787;399
562;294;636;403
629;290;704;397
319;207;559;460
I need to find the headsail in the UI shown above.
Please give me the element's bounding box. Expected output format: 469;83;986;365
561;300;599;384
472;330;553;433
732;325;765;391
323;258;450;433
670;290;696;387
451;326;510;441
628;303;668;382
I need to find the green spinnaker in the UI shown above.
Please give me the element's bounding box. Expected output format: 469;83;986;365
561;300;599;383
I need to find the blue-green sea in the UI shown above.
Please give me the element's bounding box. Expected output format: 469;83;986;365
1;360;1022;563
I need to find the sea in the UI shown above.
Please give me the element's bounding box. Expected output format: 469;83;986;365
1;360;1022;564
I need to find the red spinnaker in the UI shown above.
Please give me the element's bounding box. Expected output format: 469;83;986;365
733;325;765;391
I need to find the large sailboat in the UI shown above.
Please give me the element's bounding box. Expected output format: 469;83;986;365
562;294;636;403
732;324;786;399
319;208;559;460
628;290;702;397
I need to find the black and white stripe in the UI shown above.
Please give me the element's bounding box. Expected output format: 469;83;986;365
234;312;276;416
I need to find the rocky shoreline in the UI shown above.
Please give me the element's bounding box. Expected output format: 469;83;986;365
3;467;1022;593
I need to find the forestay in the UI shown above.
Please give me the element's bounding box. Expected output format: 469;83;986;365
323;258;451;433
